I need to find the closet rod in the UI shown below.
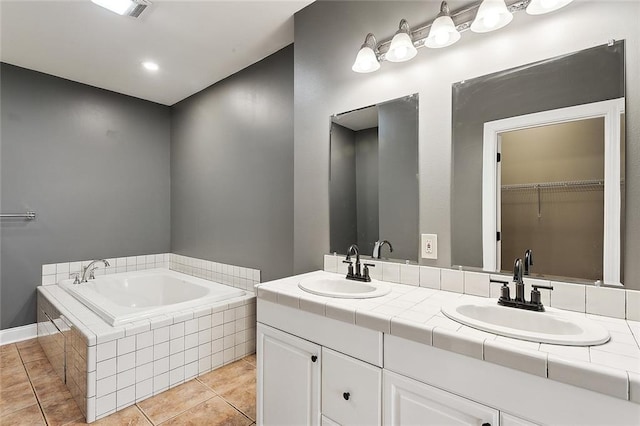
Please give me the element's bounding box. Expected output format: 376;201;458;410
501;179;604;191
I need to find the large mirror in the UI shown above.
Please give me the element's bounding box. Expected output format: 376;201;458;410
451;41;625;285
330;94;419;261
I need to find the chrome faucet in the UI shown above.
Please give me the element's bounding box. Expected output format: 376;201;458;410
80;259;110;283
372;240;393;259
524;249;533;276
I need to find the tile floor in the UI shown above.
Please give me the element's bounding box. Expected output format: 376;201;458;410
0;339;256;425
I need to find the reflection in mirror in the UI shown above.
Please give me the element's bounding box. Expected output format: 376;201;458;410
451;41;625;285
330;95;418;261
500;118;605;280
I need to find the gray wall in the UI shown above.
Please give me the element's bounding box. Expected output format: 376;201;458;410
0;63;171;329
451;42;624;268
330;123;358;253
170;45;294;283
293;1;640;290
378;99;418;261
355;128;379;255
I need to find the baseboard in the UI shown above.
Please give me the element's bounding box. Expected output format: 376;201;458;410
0;323;37;345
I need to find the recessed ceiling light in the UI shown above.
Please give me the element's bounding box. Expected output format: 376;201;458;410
142;61;159;72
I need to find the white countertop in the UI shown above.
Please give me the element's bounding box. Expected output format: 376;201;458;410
256;270;640;404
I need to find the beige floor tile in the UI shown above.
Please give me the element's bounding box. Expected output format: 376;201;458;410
32;372;74;404
0;347;23;369
17;341;48;363
41;395;85;426
137;379;216;424
160;396;252;426
25;357;58;382
198;359;256;420
0;363;30;389
66;405;152;426
0;403;46;426
0;380;38;417
243;354;256;367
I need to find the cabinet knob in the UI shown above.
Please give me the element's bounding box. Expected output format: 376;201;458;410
311;355;317;362
482;423;491;426
343;392;350;401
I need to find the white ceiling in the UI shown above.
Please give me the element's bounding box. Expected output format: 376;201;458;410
0;0;313;105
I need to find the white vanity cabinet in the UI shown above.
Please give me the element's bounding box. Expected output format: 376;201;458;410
384;370;499;426
257;323;321;425
322;348;382;425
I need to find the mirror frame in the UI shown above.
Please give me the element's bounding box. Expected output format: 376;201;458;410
481;98;625;285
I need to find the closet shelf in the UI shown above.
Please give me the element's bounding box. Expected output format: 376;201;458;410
501;179;604;191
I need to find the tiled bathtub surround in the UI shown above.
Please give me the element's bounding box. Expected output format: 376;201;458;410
324;254;640;321
42;253;261;293
259;269;640;404
170;254;260;292
37;262;257;422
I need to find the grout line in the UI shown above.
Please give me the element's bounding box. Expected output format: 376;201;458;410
134;403;155;425
15;342;49;426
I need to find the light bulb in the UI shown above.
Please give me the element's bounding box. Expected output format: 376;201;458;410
434;31;450;46
386;25;417;62
425;9;460;49
482;12;500;29
527;0;573;15
470;0;513;33
352;41;380;73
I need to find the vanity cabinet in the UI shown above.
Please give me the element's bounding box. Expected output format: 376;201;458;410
384;370;499;426
322;348;381;425
257;323;321;425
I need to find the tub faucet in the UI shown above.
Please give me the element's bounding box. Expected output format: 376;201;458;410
81;259;110;283
524;249;533;276
372;240;393;259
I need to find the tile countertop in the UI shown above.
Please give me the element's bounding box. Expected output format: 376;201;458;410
255;270;640;405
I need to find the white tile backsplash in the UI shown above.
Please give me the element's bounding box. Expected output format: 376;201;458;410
440;269;464;293
551;281;586;312
586;286;626;319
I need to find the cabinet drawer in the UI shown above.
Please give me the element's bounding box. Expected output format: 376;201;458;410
322;348;381;426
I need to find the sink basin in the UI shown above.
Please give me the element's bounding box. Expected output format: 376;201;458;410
442;301;610;346
298;275;391;299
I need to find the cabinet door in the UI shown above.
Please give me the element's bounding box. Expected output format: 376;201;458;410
384;370;499;426
322;348;381;426
257;323;321;426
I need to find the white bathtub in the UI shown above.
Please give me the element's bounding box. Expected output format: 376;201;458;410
60;268;246;326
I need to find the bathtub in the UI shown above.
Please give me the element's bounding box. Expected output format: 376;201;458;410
60;268;246;326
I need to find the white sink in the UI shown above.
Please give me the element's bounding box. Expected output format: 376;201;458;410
442;301;610;346
298;275;391;299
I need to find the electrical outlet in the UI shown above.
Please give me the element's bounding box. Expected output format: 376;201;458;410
421;234;437;259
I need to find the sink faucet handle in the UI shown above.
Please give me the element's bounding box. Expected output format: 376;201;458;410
530;284;553;308
342;259;354;278
532;284;554;291
362;263;374;282
490;278;510;301
70;272;81;285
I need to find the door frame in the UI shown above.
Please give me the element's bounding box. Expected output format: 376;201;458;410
481;98;625;285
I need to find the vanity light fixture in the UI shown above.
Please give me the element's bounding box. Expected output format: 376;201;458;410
386;19;418;63
352;33;381;73
352;0;574;73
425;2;461;48
91;0;151;17
526;0;574;15
470;0;513;33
